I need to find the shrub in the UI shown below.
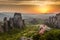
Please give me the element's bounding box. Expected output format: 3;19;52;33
32;33;41;40
41;29;60;40
32;29;60;40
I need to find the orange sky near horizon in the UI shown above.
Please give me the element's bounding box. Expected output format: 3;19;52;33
0;0;60;14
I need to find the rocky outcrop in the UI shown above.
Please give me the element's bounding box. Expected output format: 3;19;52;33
0;13;25;32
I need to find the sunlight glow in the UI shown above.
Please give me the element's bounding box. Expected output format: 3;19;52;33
36;5;51;13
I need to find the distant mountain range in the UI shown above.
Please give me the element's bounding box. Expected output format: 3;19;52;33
0;12;56;21
22;13;56;19
0;12;14;21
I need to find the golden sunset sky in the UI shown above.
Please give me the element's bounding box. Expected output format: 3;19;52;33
0;0;60;14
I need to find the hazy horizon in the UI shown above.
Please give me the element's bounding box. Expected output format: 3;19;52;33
0;12;56;21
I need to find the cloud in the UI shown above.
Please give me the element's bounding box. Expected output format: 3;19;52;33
0;0;60;6
0;0;60;1
0;1;60;6
0;0;60;13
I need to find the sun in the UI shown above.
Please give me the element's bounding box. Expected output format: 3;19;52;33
40;6;49;13
36;5;51;13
